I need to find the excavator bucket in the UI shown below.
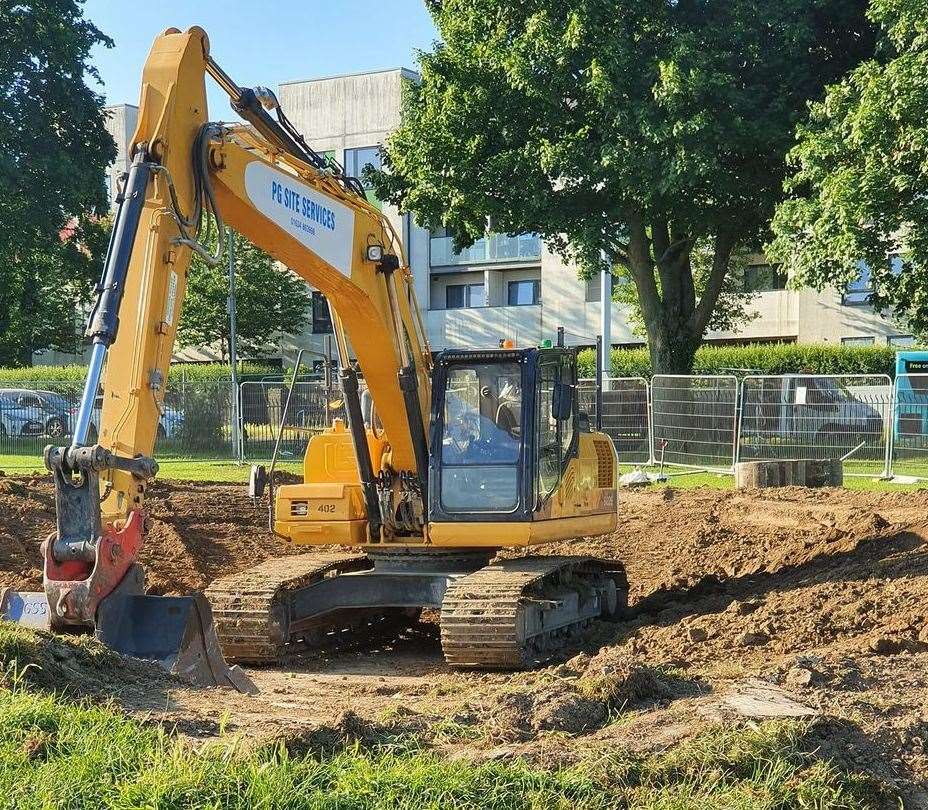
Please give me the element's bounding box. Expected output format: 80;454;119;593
96;593;257;693
0;588;256;694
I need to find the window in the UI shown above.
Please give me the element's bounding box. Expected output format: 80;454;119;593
446;283;485;309
841;336;876;346
344;146;383;209
843;261;873;305
743;264;787;292
311;291;333;334
536;356;575;501
889;335;916;347
507;279;540;306
584;273;618;303
344;146;381;185
440;362;522;512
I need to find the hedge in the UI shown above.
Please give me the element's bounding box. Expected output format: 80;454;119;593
0;362;280;387
576;343;922;380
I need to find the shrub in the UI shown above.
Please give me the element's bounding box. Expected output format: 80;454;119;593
577;343;916;380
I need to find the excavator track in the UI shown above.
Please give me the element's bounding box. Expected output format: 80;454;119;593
440;556;628;669
206;553;371;663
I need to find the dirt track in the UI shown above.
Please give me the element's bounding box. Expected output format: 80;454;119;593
3;476;928;798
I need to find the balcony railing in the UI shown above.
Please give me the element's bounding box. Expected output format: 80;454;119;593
430;233;542;267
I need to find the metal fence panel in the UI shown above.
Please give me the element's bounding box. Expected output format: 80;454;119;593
738;374;892;477
161;379;238;460
891;373;928;479
578;377;651;464
0;379;239;463
240;380;343;461
651;375;739;472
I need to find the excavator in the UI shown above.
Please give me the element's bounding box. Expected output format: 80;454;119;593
0;27;625;685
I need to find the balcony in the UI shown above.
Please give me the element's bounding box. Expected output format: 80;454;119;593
427;304;543;350
430;233;542;268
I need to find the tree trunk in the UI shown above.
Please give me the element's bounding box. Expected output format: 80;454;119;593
620;209;739;376
649;327;701;375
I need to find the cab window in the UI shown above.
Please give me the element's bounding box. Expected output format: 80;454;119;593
440;362;522;513
536;356;576;504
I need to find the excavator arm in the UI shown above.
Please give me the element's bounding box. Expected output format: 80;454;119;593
36;27;431;645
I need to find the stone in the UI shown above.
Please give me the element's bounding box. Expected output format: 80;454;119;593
687;626;708;643
738;631;770;647
785;666;815;687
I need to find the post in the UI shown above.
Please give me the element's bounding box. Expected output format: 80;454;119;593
556;326;565;348
595;335;604;431
599;253;611;382
227;230;241;461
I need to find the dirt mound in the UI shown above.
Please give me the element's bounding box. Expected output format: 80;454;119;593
4;475;928;790
0;476;305;595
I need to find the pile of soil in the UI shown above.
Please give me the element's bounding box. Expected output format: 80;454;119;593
0;477;301;595
4;475;928;795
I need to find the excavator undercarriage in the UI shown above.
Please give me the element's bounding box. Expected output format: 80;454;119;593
206;549;628;669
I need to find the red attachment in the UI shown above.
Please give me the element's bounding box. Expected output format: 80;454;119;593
43;509;146;630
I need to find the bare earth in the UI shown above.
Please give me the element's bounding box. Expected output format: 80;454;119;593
3;475;928;800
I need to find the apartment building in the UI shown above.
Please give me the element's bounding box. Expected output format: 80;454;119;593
38;77;905;368
275;68;911;359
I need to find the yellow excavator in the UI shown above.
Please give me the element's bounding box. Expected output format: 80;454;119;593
0;27;624;684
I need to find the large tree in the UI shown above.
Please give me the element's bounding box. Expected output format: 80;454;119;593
0;0;115;366
177;229;312;361
769;0;928;334
372;0;875;372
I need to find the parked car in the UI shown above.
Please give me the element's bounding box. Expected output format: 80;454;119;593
83;395;184;440
0;389;71;439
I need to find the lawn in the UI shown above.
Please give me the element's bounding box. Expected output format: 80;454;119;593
0;623;886;810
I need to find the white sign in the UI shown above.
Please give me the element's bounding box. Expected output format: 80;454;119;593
244;161;356;277
795;386;807;405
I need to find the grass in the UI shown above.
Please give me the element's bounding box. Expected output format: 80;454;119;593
0;679;886;809
0;454;302;483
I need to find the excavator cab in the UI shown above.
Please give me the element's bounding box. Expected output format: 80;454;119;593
427;348;618;544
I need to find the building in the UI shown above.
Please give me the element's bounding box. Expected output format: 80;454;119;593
275;68;913;359
40;77;909;368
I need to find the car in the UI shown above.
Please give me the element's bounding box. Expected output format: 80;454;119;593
83;395;184;441
0;389;71;439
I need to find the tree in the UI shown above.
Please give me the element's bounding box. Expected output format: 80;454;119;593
372;0;875;372
0;1;115;366
177;229;312;361
768;0;928;334
609;243;758;340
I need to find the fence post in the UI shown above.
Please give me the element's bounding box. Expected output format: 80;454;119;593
595;335;603;431
733;377;744;469
883;377;896;480
647;378;656;465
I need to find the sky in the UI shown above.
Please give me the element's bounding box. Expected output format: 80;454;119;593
83;0;439;113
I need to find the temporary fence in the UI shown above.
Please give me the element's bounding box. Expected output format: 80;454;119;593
578;377;651;465
3;371;928;481
240;380;344;461
738;374;893;478
0;379;239;464
650;375;740;472
890;374;928;479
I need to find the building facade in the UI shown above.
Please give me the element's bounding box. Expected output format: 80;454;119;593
276;68;912;359
38;76;908;368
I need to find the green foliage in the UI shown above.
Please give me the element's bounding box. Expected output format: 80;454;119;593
0;362;278;386
373;0;875;372
0;1;115;366
0;667;886;809
577;342;910;379
178;228;312;359
769;0;928;335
